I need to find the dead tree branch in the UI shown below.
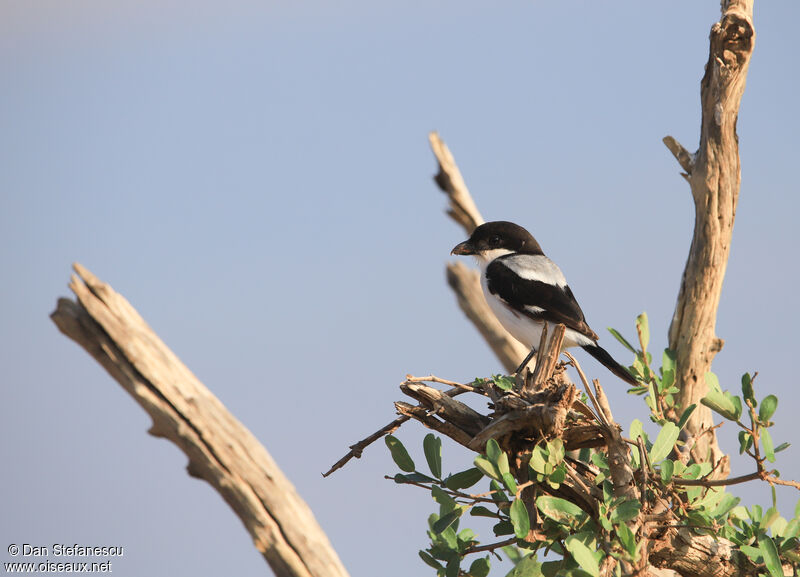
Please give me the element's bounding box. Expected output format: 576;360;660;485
664;0;754;471
430;132;528;374
51;264;349;577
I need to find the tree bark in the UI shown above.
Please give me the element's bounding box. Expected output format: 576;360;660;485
51;264;349;577
664;0;754;470
430;131;528;374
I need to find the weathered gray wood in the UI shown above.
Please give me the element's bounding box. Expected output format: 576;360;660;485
664;0;754;472
51;264;349;577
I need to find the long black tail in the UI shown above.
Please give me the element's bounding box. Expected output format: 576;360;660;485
581;344;638;386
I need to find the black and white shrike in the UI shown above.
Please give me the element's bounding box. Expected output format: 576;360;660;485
451;220;637;386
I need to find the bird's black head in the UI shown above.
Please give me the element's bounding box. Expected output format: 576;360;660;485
451;221;543;257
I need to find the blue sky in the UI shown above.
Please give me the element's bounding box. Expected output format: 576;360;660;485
2;2;798;575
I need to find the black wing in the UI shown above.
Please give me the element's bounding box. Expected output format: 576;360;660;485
485;257;599;341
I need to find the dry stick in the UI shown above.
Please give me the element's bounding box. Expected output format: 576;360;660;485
637;437;649;512
323;377;472;476
394;402;473;447
524;324;565;396
671;471;764;487
429;131;484;232
51;264;348;577
381;476;496;504
323;416;410;477
563;352;606;427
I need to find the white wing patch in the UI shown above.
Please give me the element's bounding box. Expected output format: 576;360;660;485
501;255;567;287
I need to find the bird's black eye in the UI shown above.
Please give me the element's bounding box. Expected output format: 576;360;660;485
489;235;502;246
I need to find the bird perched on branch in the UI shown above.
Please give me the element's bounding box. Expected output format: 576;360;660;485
451;220;637;385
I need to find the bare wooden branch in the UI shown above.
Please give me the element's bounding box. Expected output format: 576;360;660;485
324;378;476;476
429;131;484;232
523;323;564;397
399;382;490;436
51;264;349;577
394;402;474;447
664;0;754;471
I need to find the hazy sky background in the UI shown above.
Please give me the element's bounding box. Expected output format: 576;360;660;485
2;1;798;576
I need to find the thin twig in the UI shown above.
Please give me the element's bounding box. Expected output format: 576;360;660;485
671;470;764;487
381;476;496;504
324;378;471;476
463;537;521;556
637;437;649;512
764;475;800;491
563;352;606;427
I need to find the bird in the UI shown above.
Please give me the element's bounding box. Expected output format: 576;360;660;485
451;220;638;386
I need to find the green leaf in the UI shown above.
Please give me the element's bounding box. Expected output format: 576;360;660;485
660;459;674;483
629;419;647;445
608;327;637;354
762;427;776;463
446;468;484;490
468;557;491;577
493;375;516;391
497;451;511;476
660;369;675;393
530;446;548;474
493;520;515;536
701;384;738;421
774;441;791;453
490;480;510;502
677;404;696;430
649;422;679;463
740;544;762;564
710;493;740;519
616;522;637;558
431;485;456;511
423;434;443;479
537;496;586;525
474;457;501;481
486;438;503;464
741;373;756;406
771;517;788;538
510;498;530;539
610;500;641;524
662;349;676;374
636;313;650;352
445;558;460;577
730;394;743;421
502;472;518;493
419;550;444;570
758;535;783;577
738;431;753;455
505;555;543;577
750;504;763;525
784;519;800;539
761;507;780;531
458;527;476;544
385;435;415;472
565;536;599;577
548;464;567;488
470;506;500;518
759;395;779;423
433;508;464;534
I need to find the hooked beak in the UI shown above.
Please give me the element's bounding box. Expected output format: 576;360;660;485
451;240;476;256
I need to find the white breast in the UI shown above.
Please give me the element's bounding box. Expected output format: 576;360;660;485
477;259;593;351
